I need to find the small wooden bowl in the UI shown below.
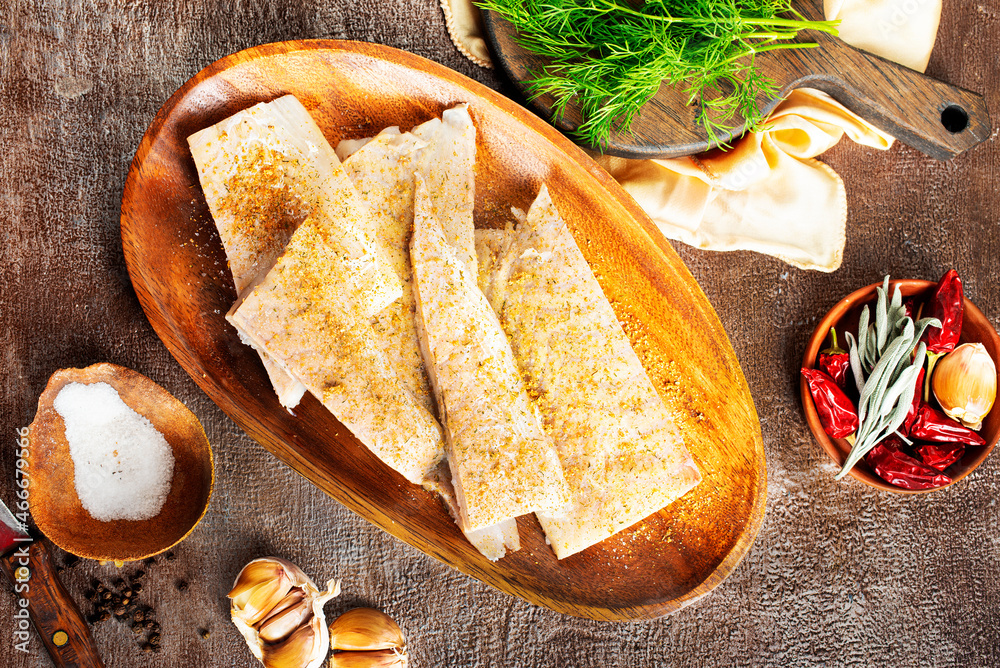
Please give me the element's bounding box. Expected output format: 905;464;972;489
802;279;1000;493
28;363;214;562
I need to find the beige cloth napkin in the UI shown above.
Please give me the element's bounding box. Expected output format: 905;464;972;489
441;0;941;271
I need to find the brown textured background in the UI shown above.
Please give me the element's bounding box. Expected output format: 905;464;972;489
1;1;998;666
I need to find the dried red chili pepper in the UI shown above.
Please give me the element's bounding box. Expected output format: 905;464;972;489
925;269;964;355
865;437;951;490
902;366;925;435
916;443;965;471
802;367;858;439
818;327;851;389
909;403;986;446
921;270;964;401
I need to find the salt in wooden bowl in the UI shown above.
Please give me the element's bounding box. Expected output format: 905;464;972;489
27;363;214;562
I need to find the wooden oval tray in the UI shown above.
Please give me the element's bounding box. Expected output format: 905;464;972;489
120;39;766;621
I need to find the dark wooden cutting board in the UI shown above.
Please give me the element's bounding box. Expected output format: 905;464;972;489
482;0;990;159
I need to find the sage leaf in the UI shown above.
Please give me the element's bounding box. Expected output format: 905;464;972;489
846;331;866;395
834;277;939;481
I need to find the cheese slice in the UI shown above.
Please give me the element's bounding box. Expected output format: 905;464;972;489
478;185;701;559
227;214;444;485
188;95;401;408
411;174;570;532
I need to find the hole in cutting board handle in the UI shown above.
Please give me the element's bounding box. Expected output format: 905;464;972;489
941;105;969;133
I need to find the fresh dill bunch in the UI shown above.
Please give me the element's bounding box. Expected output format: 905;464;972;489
478;0;839;149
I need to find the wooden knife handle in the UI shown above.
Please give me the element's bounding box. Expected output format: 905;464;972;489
783;34;991;160
1;540;104;668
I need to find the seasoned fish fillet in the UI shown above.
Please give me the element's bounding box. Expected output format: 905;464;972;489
411;105;478;276
422;462;520;562
338;127;433;414
339;113;520;560
188;95;401;407
411;174;570;533
478;185;701;559
227;214;445;485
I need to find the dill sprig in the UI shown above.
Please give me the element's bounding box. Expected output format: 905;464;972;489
479;0;839;149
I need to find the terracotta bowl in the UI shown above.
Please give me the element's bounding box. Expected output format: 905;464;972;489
28;363;214;562
801;279;1000;493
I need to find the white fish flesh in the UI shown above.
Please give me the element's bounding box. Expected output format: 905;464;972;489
477;185;701;559
188;95;401;407
410;174;570;533
227;214;444;485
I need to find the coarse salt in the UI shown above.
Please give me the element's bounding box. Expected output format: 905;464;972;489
53;382;175;522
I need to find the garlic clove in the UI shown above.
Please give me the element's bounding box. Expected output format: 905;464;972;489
262;622;320;668
263;590;308;622
303;605;335;668
230;560;289;606
241;576;295;627
259;598;314;644
242;577;294;626
329;608;405;652
932;342;997;431
329;649;409;668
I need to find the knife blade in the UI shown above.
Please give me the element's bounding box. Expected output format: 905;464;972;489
0;496;105;668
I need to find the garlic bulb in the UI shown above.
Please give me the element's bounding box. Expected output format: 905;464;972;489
230;557;341;668
329;608;408;667
932;342;997;430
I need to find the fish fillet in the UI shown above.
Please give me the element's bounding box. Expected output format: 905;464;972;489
188;95;401;407
339;113;519;560
227;214;444;485
411;174;570;533
338;127;433;414
422;462;520;562
478;185;701;559
411;105;478;276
